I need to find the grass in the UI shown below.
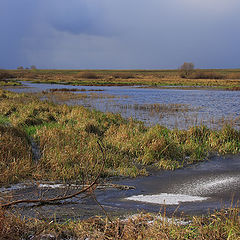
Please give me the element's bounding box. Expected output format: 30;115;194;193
2;68;240;88
120;103;194;118
0;89;239;183
0;124;33;185
1;207;240;239
0;89;240;239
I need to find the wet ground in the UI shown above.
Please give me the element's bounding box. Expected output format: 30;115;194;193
1;154;240;221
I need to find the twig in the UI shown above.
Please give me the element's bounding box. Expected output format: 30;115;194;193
0;139;106;208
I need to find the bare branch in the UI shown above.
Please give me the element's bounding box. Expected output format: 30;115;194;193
0;139;106;208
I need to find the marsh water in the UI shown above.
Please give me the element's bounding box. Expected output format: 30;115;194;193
2;81;240;221
6;81;240;129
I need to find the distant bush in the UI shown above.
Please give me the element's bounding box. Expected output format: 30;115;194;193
78;72;99;79
113;72;135;79
179;62;195;78
30;65;37;70
0;70;14;80
190;71;225;79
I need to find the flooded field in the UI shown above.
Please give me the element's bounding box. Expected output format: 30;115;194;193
1;82;240;223
6;81;240;129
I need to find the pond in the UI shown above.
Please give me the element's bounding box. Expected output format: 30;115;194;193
5;81;240;129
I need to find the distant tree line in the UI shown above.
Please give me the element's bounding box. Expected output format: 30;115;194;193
17;65;37;70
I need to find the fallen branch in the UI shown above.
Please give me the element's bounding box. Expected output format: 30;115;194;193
0;140;106;208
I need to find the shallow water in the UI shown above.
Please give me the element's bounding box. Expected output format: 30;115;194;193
1;155;240;220
5;81;240;129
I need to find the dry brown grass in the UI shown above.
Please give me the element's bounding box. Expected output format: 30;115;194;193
6;69;240;88
0;209;29;239
0;125;33;185
1;208;240;239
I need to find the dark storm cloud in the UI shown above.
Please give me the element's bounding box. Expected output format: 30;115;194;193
44;1;112;36
1;0;240;69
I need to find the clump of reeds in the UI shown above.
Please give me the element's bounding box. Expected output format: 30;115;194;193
120;103;192;114
42;88;104;93
45;88;79;93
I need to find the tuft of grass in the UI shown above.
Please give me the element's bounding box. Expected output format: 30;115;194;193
0;115;10;125
0;124;33;185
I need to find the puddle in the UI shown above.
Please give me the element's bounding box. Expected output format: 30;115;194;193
1;154;240;221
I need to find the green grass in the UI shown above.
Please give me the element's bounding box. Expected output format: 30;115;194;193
0;115;9;124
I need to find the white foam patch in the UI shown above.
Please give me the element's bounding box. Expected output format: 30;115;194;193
38;184;66;189
126;193;208;205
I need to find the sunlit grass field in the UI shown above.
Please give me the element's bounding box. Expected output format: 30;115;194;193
1;68;240;88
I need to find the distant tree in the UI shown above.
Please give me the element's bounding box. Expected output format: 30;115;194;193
25;67;29;70
17;66;24;70
179;62;195;78
30;65;37;70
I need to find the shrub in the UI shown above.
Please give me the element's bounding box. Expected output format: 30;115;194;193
77;72;99;79
179;62;194;78
190;71;225;79
113;72;135;79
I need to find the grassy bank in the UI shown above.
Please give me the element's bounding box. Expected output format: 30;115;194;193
1;68;240;88
0;89;240;185
1;207;240;239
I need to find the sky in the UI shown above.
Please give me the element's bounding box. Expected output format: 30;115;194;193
1;0;240;69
